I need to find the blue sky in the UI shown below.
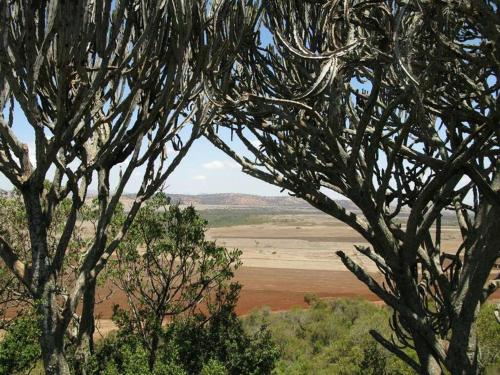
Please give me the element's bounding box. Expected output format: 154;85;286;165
0;106;285;196
160;135;285;196
0;22;287;196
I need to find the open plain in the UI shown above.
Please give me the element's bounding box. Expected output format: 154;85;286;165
89;199;499;336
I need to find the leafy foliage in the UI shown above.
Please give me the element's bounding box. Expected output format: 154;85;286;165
109;194;242;370
245;298;500;375
171;283;279;375
84;332;186;375
1;293;498;374
86;284;279;375
0;311;41;375
477;304;500;371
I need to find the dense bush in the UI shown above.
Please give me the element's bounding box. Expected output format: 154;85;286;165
245;298;500;375
1;297;498;374
477;304;500;372
244;298;413;374
109;195;242;372
86;284;279;375
0;311;41;375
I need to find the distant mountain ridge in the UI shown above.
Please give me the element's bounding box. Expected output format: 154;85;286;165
166;193;309;208
0;189;357;210
162;193;357;210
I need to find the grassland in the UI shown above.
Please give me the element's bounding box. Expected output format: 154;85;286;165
199;207;329;228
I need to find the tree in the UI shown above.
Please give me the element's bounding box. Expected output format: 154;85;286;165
0;1;257;374
110;193;242;371
164;283;279;375
0;191;35;326
204;1;500;374
0;189;120;374
87;282;279;375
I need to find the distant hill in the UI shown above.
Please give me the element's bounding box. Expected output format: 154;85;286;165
161;193;358;211
0;188;358;211
166;193;309;208
0;189;11;198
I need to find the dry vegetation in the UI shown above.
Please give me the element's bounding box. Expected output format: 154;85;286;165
80;202;498;339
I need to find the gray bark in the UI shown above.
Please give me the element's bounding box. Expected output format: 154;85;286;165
22;187;71;375
0;1;257;373
75;278;96;375
203;1;500;373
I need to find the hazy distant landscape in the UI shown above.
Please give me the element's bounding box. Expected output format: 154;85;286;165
88;193;493;338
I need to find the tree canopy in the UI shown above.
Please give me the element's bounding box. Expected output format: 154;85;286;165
205;1;500;373
0;1;258;374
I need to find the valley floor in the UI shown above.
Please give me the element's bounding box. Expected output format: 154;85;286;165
91;210;499;337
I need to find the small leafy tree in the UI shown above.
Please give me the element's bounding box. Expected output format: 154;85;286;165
110;193;242;371
171;283;280;375
87;279;278;375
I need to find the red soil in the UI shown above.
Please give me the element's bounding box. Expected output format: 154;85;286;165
92;267;381;318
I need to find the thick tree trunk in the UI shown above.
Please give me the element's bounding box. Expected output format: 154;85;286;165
38;280;71;375
413;334;442;375
396;266;443;375
75;278;96;375
446;195;500;375
447;320;481;375
41;338;71;375
402;297;442;374
23;188;71;375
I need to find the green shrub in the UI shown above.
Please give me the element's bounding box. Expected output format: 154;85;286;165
244;298;415;375
244;298;500;375
87;284;278;375
86;332;187;375
169;288;279;375
477;303;500;373
200;359;228;375
0;311;41;375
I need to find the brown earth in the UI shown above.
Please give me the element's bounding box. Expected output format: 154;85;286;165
7;209;497;338
87;216;497;335
92;266;381;337
93;266;380;319
92;265;499;337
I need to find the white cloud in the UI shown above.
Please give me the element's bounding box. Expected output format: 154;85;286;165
202;160;225;170
193;175;207;181
202;160;239;170
223;161;239;169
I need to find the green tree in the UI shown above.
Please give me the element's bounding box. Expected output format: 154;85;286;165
110;194;242;371
171;283;279;375
87;283;278;375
